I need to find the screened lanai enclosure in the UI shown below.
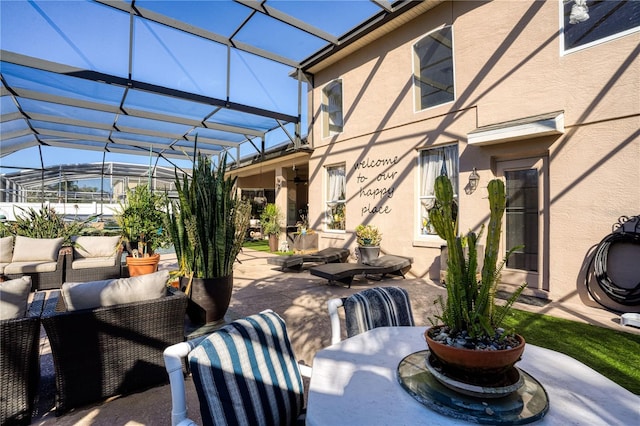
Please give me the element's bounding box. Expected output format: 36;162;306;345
1;0;433;211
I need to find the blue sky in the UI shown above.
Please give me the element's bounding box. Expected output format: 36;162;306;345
1;0;382;178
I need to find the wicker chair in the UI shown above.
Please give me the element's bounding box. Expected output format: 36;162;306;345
64;244;123;283
0;291;46;425
5;248;66;291
42;287;188;415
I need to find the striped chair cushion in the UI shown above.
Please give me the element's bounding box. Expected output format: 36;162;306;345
344;287;414;338
189;311;304;426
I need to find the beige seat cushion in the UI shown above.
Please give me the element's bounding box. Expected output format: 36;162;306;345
71;257;117;270
61;269;169;311
12;236;63;262
0;236;13;263
73;236;120;259
0;276;32;320
4;261;58;274
0;262;8;274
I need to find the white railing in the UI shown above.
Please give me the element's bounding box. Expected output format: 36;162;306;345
0;202;120;221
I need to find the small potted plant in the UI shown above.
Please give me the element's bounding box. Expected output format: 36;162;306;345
260;203;282;252
114;184;169;276
355;224;382;264
424;175;527;384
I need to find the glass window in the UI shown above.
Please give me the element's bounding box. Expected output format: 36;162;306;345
505;169;539;272
322;79;343;137
418;145;458;236
326;164;346;231
563;0;640;52
413;26;455;111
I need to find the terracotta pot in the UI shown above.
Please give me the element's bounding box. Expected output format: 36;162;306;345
126;253;160;277
268;234;279;252
424;328;525;377
182;274;233;324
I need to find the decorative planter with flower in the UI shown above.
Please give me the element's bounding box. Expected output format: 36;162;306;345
355;224;382;264
425;175;527;383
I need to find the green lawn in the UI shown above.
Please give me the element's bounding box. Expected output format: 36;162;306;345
242;239;294;255
505;309;640;394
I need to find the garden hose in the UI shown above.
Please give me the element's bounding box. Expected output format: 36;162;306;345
587;231;640;308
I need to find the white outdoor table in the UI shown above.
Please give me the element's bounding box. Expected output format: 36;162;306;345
306;327;639;426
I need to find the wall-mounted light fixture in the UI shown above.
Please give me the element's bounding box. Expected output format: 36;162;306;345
276;176;286;189
466;168;480;194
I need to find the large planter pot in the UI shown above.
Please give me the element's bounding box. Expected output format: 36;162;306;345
182;274;233;324
268;234;279;252
424;328;525;379
126;253;160;277
357;246;380;264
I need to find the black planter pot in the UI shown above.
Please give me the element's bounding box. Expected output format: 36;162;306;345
181;274;233;324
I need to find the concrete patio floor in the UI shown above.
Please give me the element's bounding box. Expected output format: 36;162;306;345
31;248;639;425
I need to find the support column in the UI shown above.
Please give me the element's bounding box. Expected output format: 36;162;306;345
275;167;288;250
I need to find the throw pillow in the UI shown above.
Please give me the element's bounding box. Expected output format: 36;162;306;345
12;236;64;262
0;276;32;320
72;235;121;259
62;269;169;311
0;236;13;263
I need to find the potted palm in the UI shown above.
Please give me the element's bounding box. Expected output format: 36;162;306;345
424;175;527;383
260;203;282;252
115;184;168;276
166;152;250;324
355;224;382;264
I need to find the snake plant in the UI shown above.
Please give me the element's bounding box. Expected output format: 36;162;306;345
166;151;250;279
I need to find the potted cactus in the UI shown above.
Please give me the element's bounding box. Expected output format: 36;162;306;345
424;175;527;382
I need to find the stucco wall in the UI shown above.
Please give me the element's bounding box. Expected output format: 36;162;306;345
306;0;640;305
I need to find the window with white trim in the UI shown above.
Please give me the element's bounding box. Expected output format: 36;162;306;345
562;0;640;52
322;79;343;137
418;145;458;236
325;164;346;231
413;26;454;111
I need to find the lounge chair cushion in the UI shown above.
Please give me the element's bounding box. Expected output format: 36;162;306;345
4;261;59;274
343;287;414;338
188;310;304;425
0;276;31;320
61;269;169;311
72;235;120;260
0;236;13;263
11;236;63;262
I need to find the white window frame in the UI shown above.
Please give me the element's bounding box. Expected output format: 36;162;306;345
416;144;459;239
325;163;346;232
560;0;640;55
322;79;343;138
412;25;455;112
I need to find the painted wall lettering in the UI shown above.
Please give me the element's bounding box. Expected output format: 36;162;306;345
353;156;399;216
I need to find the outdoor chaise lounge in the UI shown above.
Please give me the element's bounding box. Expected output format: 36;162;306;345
267;247;350;271
310;255;413;288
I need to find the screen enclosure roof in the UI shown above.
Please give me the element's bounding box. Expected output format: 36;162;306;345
1;0;439;188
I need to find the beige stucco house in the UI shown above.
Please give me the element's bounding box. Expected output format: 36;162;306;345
297;0;639;308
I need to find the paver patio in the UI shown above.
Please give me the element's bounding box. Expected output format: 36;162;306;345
31;248;638;425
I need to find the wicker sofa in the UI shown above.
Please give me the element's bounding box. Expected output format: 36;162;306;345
1;236;65;291
65;235;123;282
0;288;45;425
41;274;188;415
